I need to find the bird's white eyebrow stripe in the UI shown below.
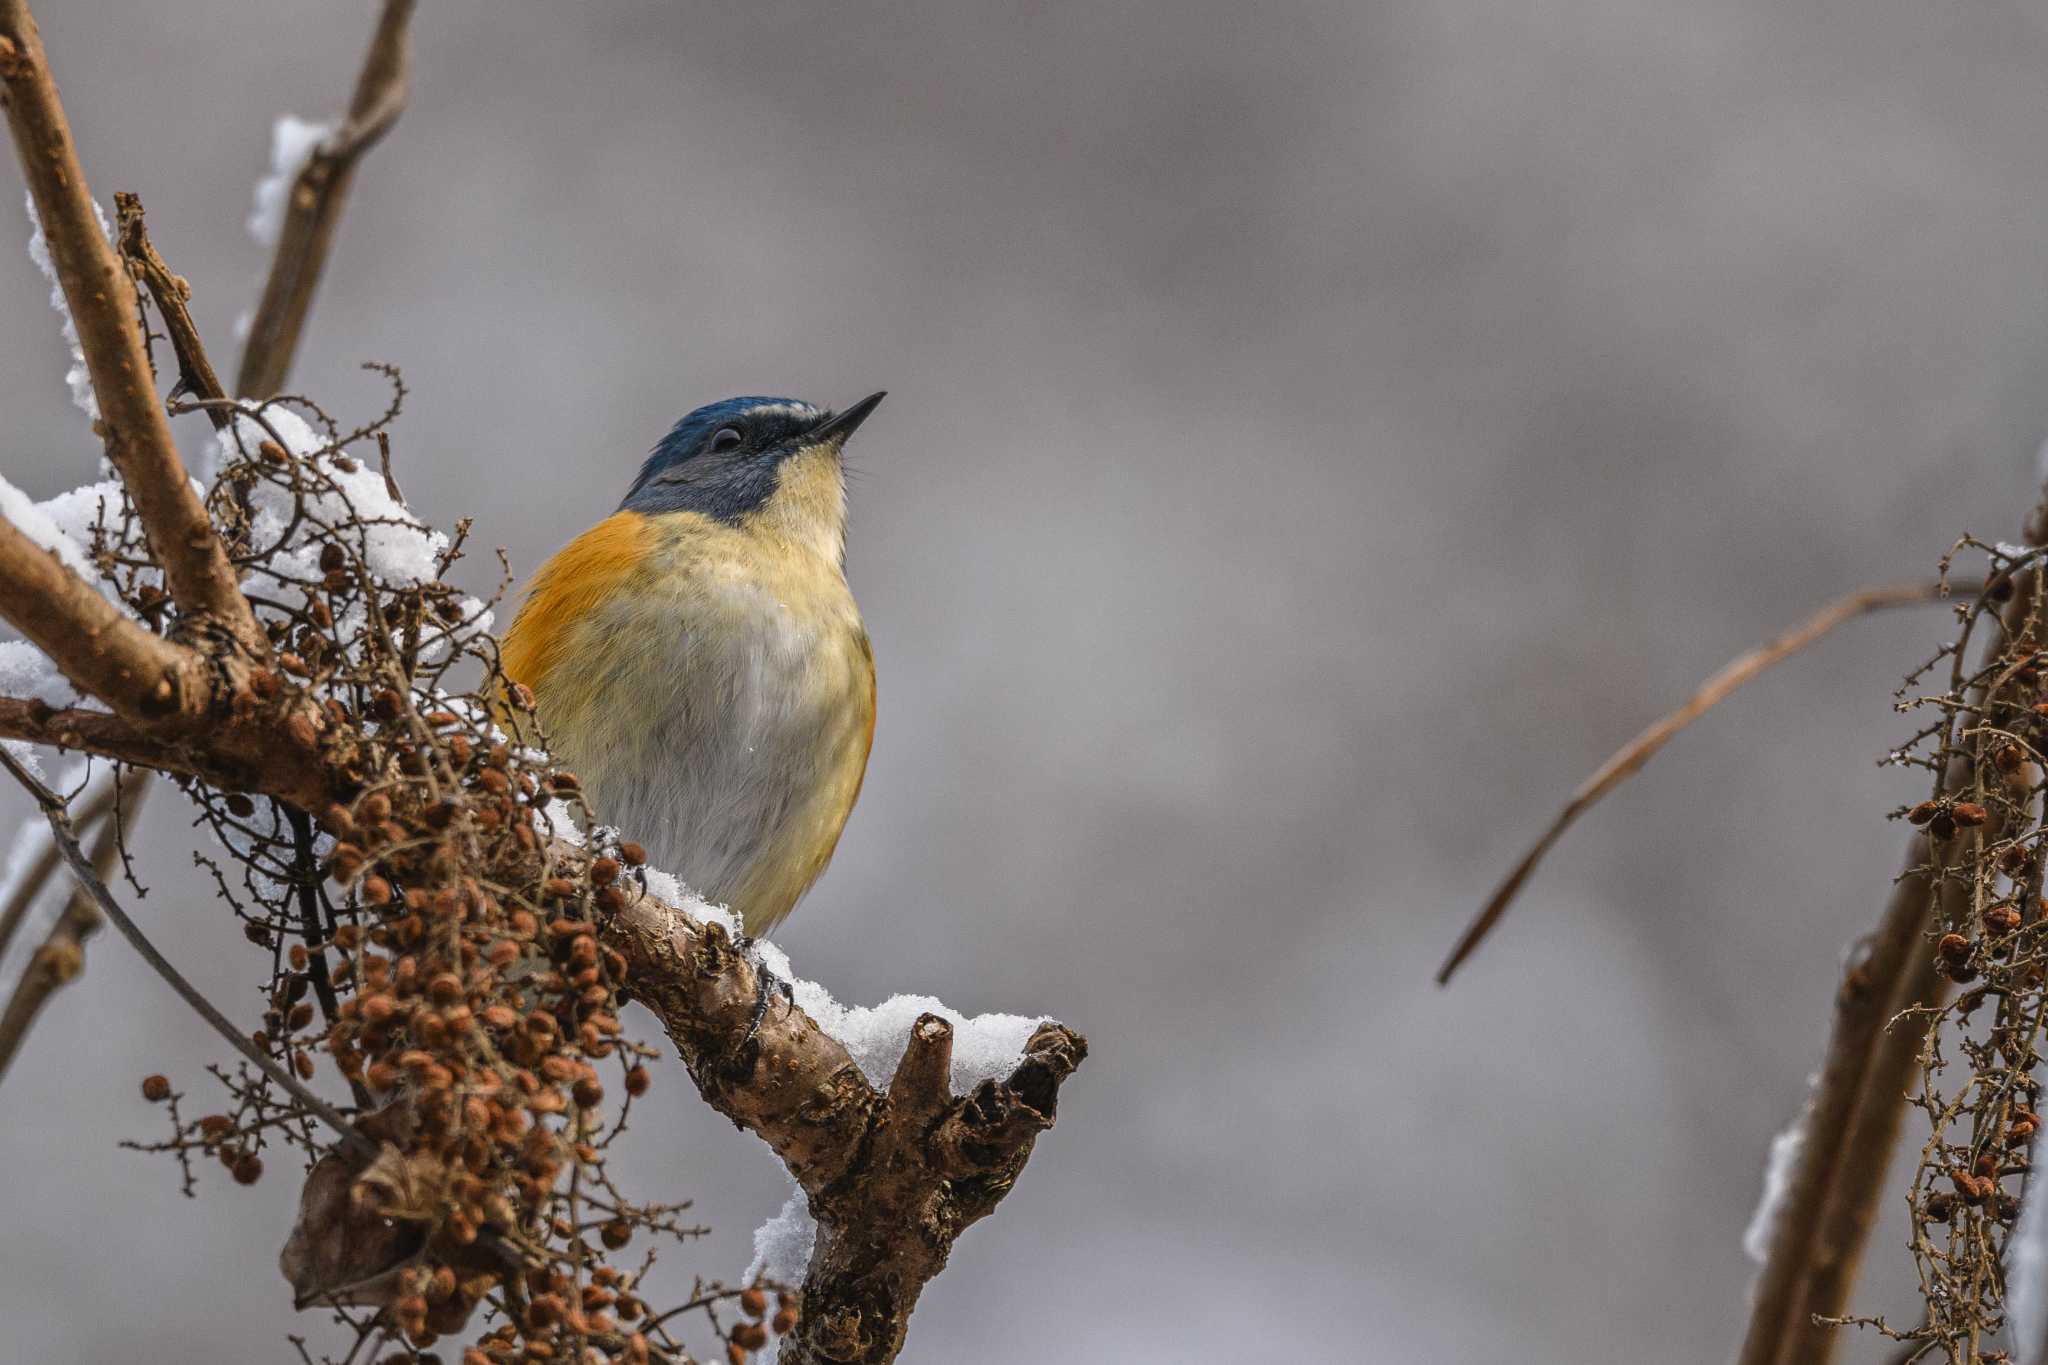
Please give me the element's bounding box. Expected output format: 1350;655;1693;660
737;402;820;422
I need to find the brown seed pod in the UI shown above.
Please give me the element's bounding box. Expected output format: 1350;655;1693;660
733;1322;769;1351
728;1344;748;1365
600;1219;632;1250
327;844;366;882
1953;801;1991;828
1908;801;1941;826
1938;933;1973;965
231;1153;264;1185
619;841;647;866
1924;1191;1956;1223
740;1287;768;1318
1986;905;2023;936
589;856;620;887
140;1074;171;1103
625;1065;651;1097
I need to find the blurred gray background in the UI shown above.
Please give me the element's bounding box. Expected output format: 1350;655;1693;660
3;0;2047;1360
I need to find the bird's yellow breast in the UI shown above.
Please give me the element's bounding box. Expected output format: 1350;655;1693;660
502;508;873;935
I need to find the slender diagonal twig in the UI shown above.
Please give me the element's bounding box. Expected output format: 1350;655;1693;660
1437;580;1970;984
0;747;371;1157
0;773;145;1081
0;777;115;967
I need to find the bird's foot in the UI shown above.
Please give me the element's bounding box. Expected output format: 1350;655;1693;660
736;935;796;1050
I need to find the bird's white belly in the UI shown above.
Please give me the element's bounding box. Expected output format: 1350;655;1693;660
548;576;870;933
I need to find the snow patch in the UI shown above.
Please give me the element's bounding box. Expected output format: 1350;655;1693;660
247;116;332;248
1744;1097;1812;1265
24;192;111;421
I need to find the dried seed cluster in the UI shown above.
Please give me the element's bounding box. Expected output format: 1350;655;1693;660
1838;537;2048;1358
119;392;776;1364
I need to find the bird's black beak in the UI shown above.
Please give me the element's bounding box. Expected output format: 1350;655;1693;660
809;391;886;447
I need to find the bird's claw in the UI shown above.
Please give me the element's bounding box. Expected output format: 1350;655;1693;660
736;935;795;1051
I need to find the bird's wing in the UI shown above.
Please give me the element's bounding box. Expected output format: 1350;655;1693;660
501;510;657;693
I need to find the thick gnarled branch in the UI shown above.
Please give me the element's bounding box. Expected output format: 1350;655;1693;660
611;898;1086;1364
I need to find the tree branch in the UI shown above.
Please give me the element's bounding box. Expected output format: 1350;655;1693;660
0;0;262;656
0;771;112;965
0;517;212;725
114;192;227;422
1438;580;1972;984
609;897;1086;1364
236;0;414;401
1736;558;2047;1365
0;769;143;1082
0;747;372;1154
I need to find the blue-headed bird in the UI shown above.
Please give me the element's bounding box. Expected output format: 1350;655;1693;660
502;393;884;938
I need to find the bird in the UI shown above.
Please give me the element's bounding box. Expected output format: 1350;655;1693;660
501;392;884;938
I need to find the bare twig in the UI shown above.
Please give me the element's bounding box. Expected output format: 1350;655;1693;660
1736;842;1949;1365
1437;580;1967;984
0;774;113;966
0;0;262;655
236;0;414;400
114;193;228;423
0;747;371;1157
0;772;144;1081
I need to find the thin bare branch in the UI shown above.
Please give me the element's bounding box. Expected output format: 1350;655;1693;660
0;773;113;966
1437;580;1966;984
0;0;262;655
0;772;144;1082
114;193;227;422
236;0;414;400
0;747;371;1156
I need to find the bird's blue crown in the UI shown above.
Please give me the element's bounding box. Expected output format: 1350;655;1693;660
620;396;824;522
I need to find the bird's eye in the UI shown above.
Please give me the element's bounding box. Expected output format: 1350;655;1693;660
710;426;744;453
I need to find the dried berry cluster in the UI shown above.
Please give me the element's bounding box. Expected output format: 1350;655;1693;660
1843;539;2048;1359
117;396;776;1364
